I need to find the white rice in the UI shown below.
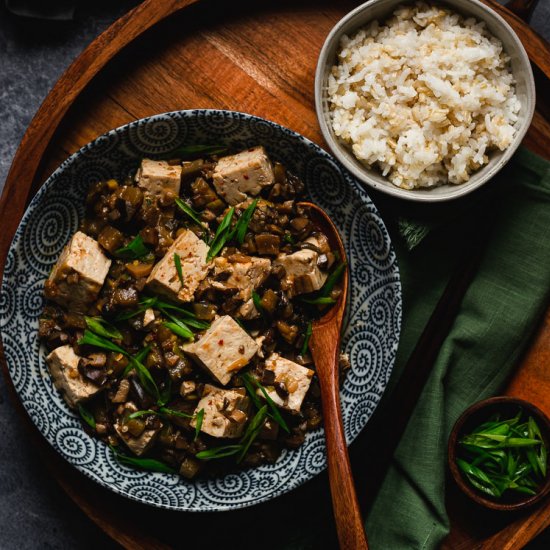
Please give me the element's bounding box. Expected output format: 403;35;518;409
327;2;521;189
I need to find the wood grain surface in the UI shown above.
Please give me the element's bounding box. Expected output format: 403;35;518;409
1;0;550;548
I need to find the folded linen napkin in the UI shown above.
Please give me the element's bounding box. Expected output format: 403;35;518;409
365;147;550;548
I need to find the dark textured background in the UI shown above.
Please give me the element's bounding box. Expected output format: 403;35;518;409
1;1;550;548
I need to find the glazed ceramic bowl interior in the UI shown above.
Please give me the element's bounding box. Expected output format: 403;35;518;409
448;397;550;511
315;0;536;202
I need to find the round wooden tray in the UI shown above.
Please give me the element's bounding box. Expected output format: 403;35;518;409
1;0;550;547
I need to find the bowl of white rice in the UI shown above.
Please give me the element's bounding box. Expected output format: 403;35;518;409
315;0;535;201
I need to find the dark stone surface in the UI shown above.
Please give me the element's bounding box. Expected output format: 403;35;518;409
0;1;549;548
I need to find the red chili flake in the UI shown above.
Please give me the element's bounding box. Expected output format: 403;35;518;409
243;174;249;180
218;339;224;346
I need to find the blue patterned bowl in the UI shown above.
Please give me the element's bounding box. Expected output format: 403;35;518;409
0;110;401;511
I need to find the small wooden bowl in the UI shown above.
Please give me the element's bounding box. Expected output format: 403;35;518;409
448;396;550;511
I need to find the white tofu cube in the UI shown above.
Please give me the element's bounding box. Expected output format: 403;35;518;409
239;298;260;320
146;229;209;303
212;146;275;205
114;402;160;456
183;315;258;385
260;353;314;413
191;384;250;438
273;248;327;298
45;231;111;313
211;255;271;317
46;345;103;408
135;158;182;199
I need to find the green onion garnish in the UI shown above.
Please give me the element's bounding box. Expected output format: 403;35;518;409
114;235;150;260
195;445;243;461
194;408;205;441
78;404;96;429
320;261;346;298
237;405;268;463
242;373;289;433
175;197;205;228
78;330;126;355
174;252;185;288
163;320;194;341
206;207;235;262
300;296;336;306
84;316;123;340
300;322;313;356
165;144;227;160
283;233;295;245
110;445;176;474
127;409;157;419
457;411;548;499
128;357;160;401
251;290;266;318
231;199;258;245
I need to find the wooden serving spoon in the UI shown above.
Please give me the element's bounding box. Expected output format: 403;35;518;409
298;202;368;550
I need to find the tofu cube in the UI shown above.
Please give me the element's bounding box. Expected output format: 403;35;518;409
183;315;258;385
273;248;327;298
135;158;182;199
260;353;314;413
211;256;271;317
45;231;111;313
115;402;160;456
212;146;274;205
46;345;103;408
146;229;209;302
191;384;250;438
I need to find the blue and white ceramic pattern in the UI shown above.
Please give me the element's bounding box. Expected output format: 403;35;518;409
0;110;401;511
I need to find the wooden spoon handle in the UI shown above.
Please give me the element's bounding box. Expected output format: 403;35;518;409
505;0;539;22
0;0;200;280
311;323;368;550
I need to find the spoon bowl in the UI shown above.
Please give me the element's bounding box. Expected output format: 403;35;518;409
298;202;368;549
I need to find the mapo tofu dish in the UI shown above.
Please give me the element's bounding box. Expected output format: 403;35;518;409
39;145;347;478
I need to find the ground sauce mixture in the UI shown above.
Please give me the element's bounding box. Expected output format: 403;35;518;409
39;145;347;478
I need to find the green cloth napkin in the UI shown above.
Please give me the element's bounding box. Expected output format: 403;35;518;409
365;147;550;549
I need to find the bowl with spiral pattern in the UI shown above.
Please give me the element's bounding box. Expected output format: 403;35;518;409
0;110;402;511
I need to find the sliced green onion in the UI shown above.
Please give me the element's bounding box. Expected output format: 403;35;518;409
206;207;235;262
242;373;289;434
174;253;185;288
166;144;227;159
300;322;313;356
321;261;347;298
175;197;205;228
128;357;160;401
164;321;194;341
237;405;268;463
457;411;548;499
84;316;123;340
158;406;193;419
283;233;295;245
114;235;150;260
300;296;336;306
231;199;258;245
78;330;126;355
157;378;172;407
252;290;266;318
128;409;157;419
196;445;242;461
194;408;205;441
110;445;176;474
78;404;96;429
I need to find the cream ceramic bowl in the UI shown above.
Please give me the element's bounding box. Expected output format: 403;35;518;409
315;0;536;202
